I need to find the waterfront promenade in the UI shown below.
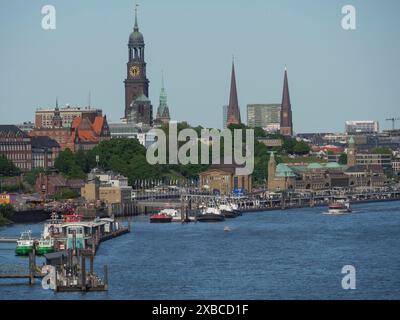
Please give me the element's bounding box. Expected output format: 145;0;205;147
121;185;400;216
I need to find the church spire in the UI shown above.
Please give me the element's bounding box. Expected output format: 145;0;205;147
280;66;293;136
155;71;170;124
226;58;241;125
282;66;291;109
134;2;139;31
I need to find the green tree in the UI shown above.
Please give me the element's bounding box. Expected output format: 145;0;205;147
293;141;311;155
54;148;86;179
372;147;392;155
338;153;348;165
0;155;20;176
54;188;79;201
0;203;15;220
24;168;44;186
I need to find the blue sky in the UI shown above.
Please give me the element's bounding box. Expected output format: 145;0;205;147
0;0;399;132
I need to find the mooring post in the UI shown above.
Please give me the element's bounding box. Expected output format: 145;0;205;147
104;265;108;290
90;254;94;274
28;251;33;285
81;254;86;291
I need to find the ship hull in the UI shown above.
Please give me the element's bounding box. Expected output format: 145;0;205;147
196;214;225;222
15;246;33;256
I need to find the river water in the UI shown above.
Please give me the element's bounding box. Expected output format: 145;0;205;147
1;201;400;300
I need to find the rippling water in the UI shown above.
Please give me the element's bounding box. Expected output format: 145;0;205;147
1;201;400;300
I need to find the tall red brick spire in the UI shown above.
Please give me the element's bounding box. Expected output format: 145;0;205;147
280;66;293;136
226;59;241;126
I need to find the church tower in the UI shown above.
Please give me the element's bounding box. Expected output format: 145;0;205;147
226;59;241;126
155;72;171;125
52;98;62;128
267;152;276;190
347;137;357;167
280;66;293;136
124;4;150;118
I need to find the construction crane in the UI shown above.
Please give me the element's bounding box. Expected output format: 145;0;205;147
386;117;400;130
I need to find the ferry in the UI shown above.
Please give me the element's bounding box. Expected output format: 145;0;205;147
328;198;352;215
15;231;34;256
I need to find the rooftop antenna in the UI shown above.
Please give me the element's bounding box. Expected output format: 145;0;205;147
88;91;91;109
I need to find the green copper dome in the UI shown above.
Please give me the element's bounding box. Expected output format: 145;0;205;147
325;162;341;169
135;94;150;102
307;163;323;170
129;5;144;45
129;31;144;44
275;164;296;177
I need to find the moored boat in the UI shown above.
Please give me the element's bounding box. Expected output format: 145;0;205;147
196;207;225;222
36;235;54;255
15;231;34;256
160;208;181;222
219;202;242;218
150;213;173;223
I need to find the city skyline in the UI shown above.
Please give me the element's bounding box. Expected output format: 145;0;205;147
1;0;400;132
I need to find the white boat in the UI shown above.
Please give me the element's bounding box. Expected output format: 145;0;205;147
160;208;182;222
15;231;34;255
197;205;225;222
327;199;352;215
218;201;242;218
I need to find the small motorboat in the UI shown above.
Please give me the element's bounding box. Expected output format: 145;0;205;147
328;198;352;215
150;212;173;223
159;208;181;222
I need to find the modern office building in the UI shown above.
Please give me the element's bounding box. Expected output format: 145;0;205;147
345;121;379;134
247;104;281;129
222;105;228;129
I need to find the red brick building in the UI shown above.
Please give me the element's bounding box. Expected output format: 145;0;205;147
0;125;32;171
36;172;84;197
29;115;110;152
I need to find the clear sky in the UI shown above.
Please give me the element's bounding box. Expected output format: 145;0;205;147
0;0;399;132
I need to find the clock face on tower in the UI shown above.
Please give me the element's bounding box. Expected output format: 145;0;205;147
283;112;288;118
129;66;140;78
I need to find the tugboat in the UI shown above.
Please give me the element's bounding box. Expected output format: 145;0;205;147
196;206;225;222
150;212;173;223
15;231;34;256
328;198;352;215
